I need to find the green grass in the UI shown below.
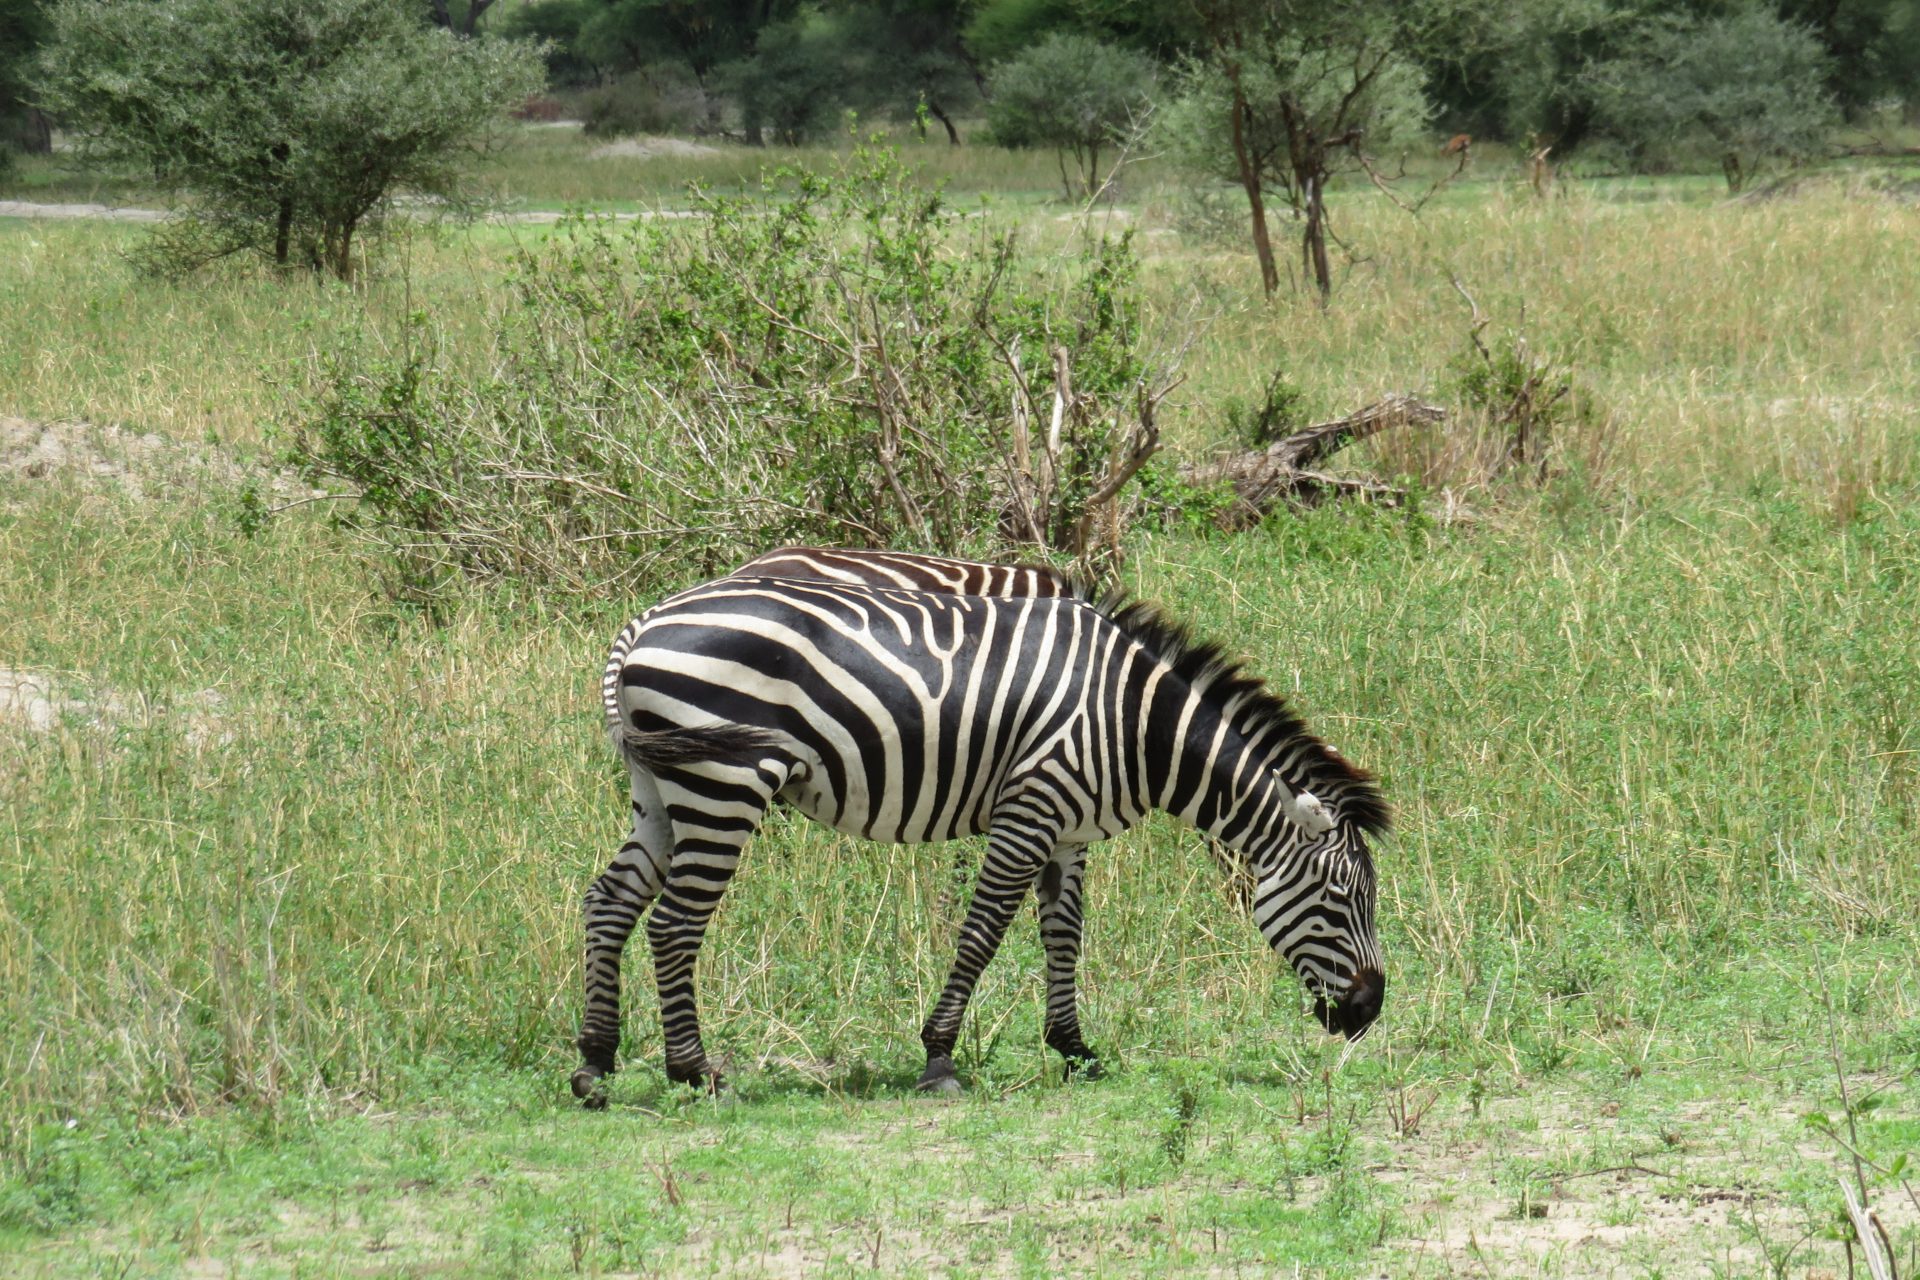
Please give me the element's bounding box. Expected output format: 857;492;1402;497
3;143;1919;1276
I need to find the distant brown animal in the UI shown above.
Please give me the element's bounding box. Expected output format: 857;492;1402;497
1441;133;1472;158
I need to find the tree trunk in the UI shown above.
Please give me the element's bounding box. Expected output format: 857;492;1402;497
1722;152;1744;193
332;215;357;281
274;198;293;267
927;101;960;146
22;109;52;156
1225;72;1279;299
1302;170;1332;305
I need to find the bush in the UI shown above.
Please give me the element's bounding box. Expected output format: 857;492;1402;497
985;33;1156;199
1586;9;1837;192
281;145;1171;604
580;67;707;138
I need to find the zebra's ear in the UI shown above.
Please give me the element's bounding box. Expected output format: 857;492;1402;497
1278;781;1335;836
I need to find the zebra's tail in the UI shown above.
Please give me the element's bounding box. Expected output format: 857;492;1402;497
619;723;785;770
601;615;647;747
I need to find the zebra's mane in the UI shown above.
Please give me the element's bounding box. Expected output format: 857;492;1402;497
1092;591;1391;836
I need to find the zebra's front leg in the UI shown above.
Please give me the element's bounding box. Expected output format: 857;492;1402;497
1035;843;1102;1081
574;775;674;1108
917;817;1055;1094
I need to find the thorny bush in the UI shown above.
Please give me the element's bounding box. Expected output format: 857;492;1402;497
279;144;1172;605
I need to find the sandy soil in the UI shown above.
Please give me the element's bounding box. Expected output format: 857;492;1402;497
588;136;722;161
0;199;167;222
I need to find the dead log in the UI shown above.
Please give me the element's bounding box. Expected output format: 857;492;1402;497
1180;393;1444;529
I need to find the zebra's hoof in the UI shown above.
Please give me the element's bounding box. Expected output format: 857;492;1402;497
1064;1056;1105;1083
915;1057;963;1095
666;1058;725;1094
571;1067;610;1109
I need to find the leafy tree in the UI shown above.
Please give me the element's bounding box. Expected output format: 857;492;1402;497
840;2;980;145
562;0;799;86
986;33;1156;198
1419;0;1620;147
1168;0;1437;302
718;9;859;144
35;0;544;278
716;4;978;146
1777;0;1920;117
425;0;497;37
0;0;51;155
964;0;1086;63
1587;7;1837;191
491;0;610;87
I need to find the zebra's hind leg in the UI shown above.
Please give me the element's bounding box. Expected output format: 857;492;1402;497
916;812;1057;1094
574;764;675;1109
1035;843;1102;1081
646;764;779;1092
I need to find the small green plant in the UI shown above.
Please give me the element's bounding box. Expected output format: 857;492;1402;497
1221;368;1308;450
1159;1067;1207;1167
1449;330;1573;483
1440;280;1604;488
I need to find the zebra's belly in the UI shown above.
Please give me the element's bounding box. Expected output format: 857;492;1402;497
776;773;1134;848
779;776;991;845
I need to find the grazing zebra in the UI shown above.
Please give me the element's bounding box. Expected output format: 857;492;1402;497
731;546;1076;597
575;577;1388;1103
727;548;1296;908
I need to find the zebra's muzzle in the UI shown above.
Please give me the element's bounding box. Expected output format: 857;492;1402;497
1311;965;1385;1039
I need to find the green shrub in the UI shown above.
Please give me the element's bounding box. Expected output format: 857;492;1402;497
580;67;707;138
985;34;1155;199
281;144;1168;604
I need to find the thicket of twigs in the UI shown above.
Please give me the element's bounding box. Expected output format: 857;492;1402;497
277;145;1176;603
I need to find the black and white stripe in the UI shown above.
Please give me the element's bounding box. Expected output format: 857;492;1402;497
732;545;1076;597
575;575;1388;1102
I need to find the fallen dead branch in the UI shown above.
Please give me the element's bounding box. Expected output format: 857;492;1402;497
1179;393;1444;530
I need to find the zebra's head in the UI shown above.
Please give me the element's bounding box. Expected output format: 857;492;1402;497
1253;817;1385;1040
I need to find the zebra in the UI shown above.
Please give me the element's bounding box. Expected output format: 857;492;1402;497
726;548;1304;906
575;576;1388;1104
730;546;1076;597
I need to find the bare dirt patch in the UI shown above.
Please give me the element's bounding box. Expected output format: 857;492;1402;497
588;137;722;162
0;415;320;509
0;200;168;222
1375;1082;1917;1277
3;416;250;498
0;667;229;746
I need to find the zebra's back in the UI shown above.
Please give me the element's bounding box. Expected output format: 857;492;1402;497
732;546;1076;598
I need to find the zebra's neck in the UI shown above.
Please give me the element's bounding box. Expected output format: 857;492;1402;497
1141;677;1333;868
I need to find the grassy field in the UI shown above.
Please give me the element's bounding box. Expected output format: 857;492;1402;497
1;128;1917;1277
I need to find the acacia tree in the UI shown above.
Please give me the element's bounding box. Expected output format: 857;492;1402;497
1587;8;1836;192
1168;0;1435;302
36;0;543;278
986;34;1156;198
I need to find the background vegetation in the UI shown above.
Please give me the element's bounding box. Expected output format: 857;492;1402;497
1;2;1917;1276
